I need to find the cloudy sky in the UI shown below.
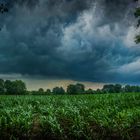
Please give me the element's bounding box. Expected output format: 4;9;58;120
0;0;140;90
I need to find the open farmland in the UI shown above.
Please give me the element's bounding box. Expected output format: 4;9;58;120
0;93;140;140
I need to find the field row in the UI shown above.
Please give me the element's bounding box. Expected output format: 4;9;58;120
0;93;140;139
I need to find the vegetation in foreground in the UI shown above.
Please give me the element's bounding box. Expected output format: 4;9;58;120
0;93;140;140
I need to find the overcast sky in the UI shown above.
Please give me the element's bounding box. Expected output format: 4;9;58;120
0;0;140;89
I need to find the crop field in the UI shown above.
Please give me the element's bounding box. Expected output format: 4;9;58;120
0;93;140;140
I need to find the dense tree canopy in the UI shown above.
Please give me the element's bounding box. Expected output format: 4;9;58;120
38;88;44;94
46;89;52;95
103;84;122;93
0;79;5;94
52;87;65;95
67;83;85;94
0;79;27;95
5;80;26;95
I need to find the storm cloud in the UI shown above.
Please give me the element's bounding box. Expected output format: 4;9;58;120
0;0;140;83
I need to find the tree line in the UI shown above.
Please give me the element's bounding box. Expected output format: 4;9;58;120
0;79;140;95
0;79;26;95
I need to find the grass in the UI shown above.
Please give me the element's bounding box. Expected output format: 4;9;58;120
0;93;140;140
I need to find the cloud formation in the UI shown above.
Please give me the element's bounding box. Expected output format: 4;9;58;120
0;0;140;83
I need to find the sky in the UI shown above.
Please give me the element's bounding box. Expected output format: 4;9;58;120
0;0;140;90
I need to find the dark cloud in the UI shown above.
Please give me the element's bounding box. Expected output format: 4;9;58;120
0;0;139;83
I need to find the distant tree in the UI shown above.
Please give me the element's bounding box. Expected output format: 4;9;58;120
85;88;94;94
134;86;140;92
31;90;38;95
12;80;27;95
4;80;13;94
67;83;85;94
46;89;52;95
5;80;26;95
102;84;115;93
52;87;65;95
38;88;44;92
102;84;122;93
76;83;85;94
67;84;77;94
0;79;5;94
127;85;140;93
95;89;103;94
114;84;122;93
38;88;44;94
124;85;132;93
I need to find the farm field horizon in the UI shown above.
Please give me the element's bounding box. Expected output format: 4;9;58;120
0;93;140;140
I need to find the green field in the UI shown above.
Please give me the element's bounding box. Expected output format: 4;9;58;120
0;93;140;140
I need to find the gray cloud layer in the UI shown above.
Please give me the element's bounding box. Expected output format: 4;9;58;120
0;0;140;83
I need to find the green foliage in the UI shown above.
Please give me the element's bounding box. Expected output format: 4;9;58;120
124;85;140;92
12;80;27;95
52;87;65;95
38;88;45;95
46;89;52;95
114;84;122;93
4;80;12;94
0;93;140;139
67;83;85;94
85;88;94;94
67;84;76;94
5;80;26;95
102;84;122;93
0;79;27;95
0;79;4;94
